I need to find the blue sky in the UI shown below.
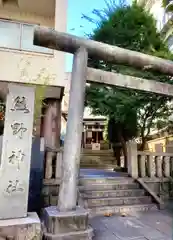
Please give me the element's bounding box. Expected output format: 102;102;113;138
66;0;108;71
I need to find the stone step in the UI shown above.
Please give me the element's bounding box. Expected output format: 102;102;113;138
80;159;115;163
80;161;115;166
84;196;152;208
79;182;140;191
81;154;113;157
79;177;134;185
80;157;115;163
82;150;113;155
88;203;158;217
44;226;94;240
81;158;115;161
81;156;114;159
80;164;116;169
81;152;113;155
81;189;145;198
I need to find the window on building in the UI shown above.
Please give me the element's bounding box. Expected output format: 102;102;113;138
0;20;20;49
0;19;53;54
21;24;53;54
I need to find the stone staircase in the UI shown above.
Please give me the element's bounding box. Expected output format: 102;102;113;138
78;177;158;217
80;149;116;169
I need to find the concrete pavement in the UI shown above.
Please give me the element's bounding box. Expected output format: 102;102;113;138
90;210;173;240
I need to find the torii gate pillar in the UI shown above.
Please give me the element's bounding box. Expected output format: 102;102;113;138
42;47;93;239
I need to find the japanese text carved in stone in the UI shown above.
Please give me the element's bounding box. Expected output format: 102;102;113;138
11;96;29;113
5;180;24;194
8;150;25;170
11;122;27;139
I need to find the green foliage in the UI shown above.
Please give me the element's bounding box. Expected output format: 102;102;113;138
162;0;168;8
161;0;173;42
162;0;173;12
85;1;173;148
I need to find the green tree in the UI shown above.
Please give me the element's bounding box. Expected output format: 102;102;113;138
85;1;173;167
162;0;173;12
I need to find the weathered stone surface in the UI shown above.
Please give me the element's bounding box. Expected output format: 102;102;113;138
81;189;145;198
79;175;158;217
80;153;116;168
90;210;172;240
43;196;50;207
43;206;90;234
44;226;93;240
79;177;134;186
0;212;41;240
89;204;158;217
144;181;170;201
0;84;35;219
58;47;88;211
50;186;59;196
85;196;151;208
50;195;58;206
42;186;50;196
127;141;138;178
42;184;59;208
80;182;140;191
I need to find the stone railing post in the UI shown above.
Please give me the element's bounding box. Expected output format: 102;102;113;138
147;155;155;178
45;151;53;179
55;149;63;179
138;155;146;177
155;156;163;178
163;156;170;177
127;140;138;178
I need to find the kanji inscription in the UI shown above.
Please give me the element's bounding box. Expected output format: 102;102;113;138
11;122;27;139
11;96;29;113
0;84;35;219
8;150;25;170
5;180;24;194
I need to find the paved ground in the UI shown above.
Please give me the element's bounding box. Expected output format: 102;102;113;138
90;210;173;240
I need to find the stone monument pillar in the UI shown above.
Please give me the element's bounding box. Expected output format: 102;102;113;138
42;47;93;239
0;84;41;239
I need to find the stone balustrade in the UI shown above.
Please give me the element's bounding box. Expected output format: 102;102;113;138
137;151;173;178
43;144;173;181
44;148;63;180
42;148;63;207
127;140;173;179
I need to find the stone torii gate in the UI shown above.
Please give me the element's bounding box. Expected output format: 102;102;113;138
34;27;173;239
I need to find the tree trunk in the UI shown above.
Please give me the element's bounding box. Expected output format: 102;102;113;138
117;129;127;170
120;136;127;170
140;137;146;151
112;144;121;166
